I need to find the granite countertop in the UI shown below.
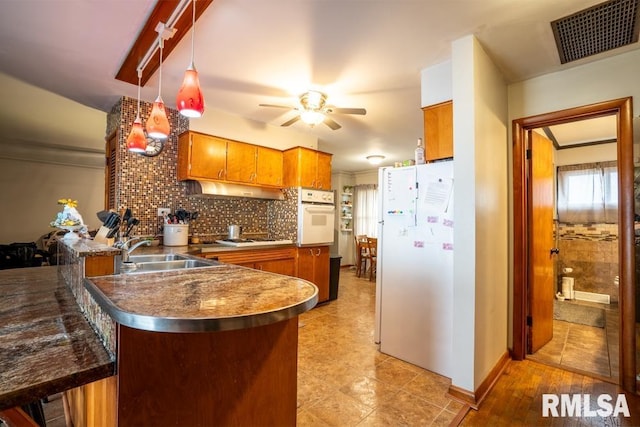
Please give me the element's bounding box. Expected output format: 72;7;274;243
85;263;318;333
0;266;114;411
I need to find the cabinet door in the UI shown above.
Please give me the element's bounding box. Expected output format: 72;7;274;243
256;146;283;187
315;152;332;189
423;100;453;161
182;133;227;180
314;246;330;302
298;149;318;188
297;248;316;283
226;140;257;183
255;258;295;276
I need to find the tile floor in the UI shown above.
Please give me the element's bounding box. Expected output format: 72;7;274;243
528;300;619;380
43;268;464;426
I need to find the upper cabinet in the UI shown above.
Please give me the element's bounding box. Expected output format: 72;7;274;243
177;131;283;188
423;100;453;161
178;131;226;181
283;147;332;189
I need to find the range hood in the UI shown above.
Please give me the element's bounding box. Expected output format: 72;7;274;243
185;180;284;200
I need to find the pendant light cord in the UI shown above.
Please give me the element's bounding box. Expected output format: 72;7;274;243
158;39;164;98
136;71;142;118
190;0;196;64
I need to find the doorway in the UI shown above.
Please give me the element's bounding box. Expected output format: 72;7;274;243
512;97;637;394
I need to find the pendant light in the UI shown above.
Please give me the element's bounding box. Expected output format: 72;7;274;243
146;37;170;139
127;72;147;153
176;0;205;118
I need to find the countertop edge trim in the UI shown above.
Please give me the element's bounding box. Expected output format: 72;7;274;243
83;278;318;333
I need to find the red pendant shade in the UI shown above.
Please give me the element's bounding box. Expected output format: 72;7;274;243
146;96;170;139
127;117;147;153
177;67;205;118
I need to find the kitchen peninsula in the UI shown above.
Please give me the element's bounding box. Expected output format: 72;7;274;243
1;237;318;426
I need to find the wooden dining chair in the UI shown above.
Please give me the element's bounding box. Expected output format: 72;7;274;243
367;237;377;281
354;235;369;277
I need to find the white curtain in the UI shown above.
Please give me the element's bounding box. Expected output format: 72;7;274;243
354;184;378;237
557;161;618;223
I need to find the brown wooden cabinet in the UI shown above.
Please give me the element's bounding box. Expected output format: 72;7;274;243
178;131;283;188
200;247;296;276
423;100;453;161
283;147;332;189
256;146;283;187
226;140;257;184
177;131;227;181
296;246;330;303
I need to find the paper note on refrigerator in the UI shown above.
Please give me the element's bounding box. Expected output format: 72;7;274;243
422;176;453;213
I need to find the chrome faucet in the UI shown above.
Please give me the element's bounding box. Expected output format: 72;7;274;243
115;237;151;262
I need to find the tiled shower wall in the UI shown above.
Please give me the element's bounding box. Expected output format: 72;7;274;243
106;97;298;242
556;223;619;302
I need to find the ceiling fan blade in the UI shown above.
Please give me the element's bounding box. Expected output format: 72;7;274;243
323;117;342;130
327;107;367;115
259;103;293;109
281;115;301;127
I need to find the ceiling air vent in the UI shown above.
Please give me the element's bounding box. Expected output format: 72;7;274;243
551;0;640;64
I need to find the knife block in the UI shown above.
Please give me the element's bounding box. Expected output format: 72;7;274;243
94;226;115;246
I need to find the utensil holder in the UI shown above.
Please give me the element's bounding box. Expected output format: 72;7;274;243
163;224;189;246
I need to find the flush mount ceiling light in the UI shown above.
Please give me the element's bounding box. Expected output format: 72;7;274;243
145;24;171;139
367;155;385;165
176;0;205;118
126;72;147;153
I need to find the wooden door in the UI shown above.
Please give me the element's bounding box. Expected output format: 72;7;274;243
256;258;295;276
186;133;227;180
423;100;453;161
315;152;332;189
226;140;257;183
314;246;330;302
528;130;556;353
296;247;315;282
256;146;283;187
298;149;318;188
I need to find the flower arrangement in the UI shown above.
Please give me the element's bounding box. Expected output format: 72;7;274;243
50;198;85;228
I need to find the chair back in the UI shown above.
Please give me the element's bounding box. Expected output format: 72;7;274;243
367;237;377;257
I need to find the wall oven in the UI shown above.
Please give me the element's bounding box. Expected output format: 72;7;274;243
297;188;335;246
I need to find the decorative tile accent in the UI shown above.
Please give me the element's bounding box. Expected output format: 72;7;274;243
557;222;619;302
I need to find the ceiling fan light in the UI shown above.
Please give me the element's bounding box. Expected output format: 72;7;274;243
127;117;147;153
300;110;325;126
305;90;324;109
366;155;385;165
177;66;205;118
146;96;170;139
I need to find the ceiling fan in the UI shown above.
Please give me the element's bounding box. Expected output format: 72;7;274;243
259;90;366;130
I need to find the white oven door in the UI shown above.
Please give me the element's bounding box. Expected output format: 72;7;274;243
298;204;335;246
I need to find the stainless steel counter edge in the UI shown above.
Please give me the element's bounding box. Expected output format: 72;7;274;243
83;269;319;333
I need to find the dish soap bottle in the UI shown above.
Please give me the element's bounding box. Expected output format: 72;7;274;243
414;138;425;165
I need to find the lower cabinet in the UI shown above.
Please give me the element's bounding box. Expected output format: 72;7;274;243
296;246;330;303
201;247;296;277
200;245;330;303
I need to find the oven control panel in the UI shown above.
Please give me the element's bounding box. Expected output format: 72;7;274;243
299;188;335;205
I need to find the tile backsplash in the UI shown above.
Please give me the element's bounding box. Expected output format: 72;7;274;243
107;97;298;242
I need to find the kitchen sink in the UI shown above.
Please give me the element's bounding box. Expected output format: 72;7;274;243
127;254;190;263
116;254;219;274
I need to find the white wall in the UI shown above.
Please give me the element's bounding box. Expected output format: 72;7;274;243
189;107;318;150
0;73;106;243
555;142;617;166
450;36;509;393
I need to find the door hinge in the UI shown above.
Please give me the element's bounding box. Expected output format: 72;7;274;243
526;315;532;326
526;149;532;159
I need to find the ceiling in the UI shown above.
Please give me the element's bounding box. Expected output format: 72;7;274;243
1;0;638;172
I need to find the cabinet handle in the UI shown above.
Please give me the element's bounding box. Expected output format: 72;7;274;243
218;169;224;179
308;249;314;255
316;248;321;256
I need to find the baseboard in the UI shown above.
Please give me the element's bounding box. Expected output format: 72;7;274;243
573;290;610;304
447;351;511;410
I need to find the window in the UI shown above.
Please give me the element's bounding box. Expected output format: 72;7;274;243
353;184;378;237
557;161;618;223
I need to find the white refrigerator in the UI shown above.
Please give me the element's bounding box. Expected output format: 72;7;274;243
374;162;454;377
